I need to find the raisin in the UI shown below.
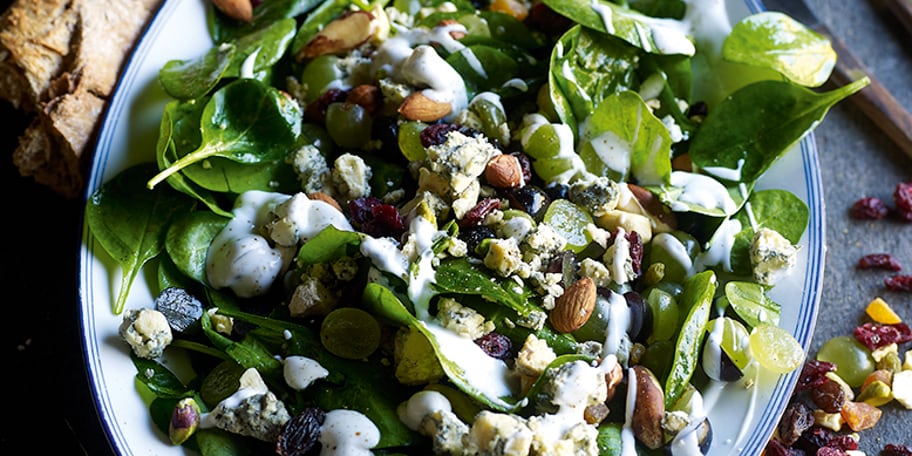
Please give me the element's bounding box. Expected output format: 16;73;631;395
544;183;569;201
796;360;837;391
778;401;815;446
276;407;326;456
826;435;858;451
459;197;501;227
626;230;644;274
348;197;405;239
853;322;912;351
850;196;889;220
504;185;551;220
511;151;533;185
857;253;903;271
458;225;495;255
474;332;512;359
764;438;794;456
885;274;912;291
882;444;912;456
419;122;475;147
795;427;836;454
305;88;348;123
810;378;846;413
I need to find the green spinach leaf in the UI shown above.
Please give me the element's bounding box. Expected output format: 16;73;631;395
165;210;229;285
728;189;809;275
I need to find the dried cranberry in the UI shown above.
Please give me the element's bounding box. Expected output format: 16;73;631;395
475;332;513;359
419;123;475;147
778;402;815;446
817;447;847;456
885;275;912;292
305;88;348;123
894;182;912;212
795;360;836;391
765;438;803;456
795;427;837;454
459;198;501;227
882;444;912;456
348;197;405;239
853;322;912;351
825;435;858;451
626;230;644;274
857;253;902;271
510;151;533;185
276;407;326;456
850;196;889;220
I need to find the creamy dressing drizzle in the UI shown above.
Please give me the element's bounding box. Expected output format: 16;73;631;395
652;232;696;277
423;322;514;400
621;367;638;456
590;0;695;55
520;113;589;184
283;355;329;391
601;291;632;361
399;390;452;431
703;158;745;181
318;409;381;456
669;171;738;215
695;218;742;272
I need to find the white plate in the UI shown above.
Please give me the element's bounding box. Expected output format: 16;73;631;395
80;1;824;454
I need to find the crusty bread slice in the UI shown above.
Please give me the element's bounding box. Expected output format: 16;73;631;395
1;0;162;198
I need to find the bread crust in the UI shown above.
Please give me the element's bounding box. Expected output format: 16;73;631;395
1;0;162;198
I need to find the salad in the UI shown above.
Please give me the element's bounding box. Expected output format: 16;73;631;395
84;0;867;455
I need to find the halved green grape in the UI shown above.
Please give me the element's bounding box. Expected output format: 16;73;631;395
320;307;382;359
398;121;428;161
702;317;752;381
749;322;804;374
640;339;675;383
816;335;875;388
542;199;593;253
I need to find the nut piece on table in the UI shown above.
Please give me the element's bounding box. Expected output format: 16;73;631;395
211;0;253;22
296;10;376;60
398;92;452;122
631;365;665;450
485;154;524;189
549;277;596;333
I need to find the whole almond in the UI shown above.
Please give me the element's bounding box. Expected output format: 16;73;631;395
627;183;677;231
297;10;376;60
346;84;382;116
307;192;343;212
211;0;253;22
549;277;596;333
484;154;523;188
631;365;666;450
398;92;452;122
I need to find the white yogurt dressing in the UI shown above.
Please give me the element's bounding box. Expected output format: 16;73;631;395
620;367;638;456
399;390;452;431
694;217;742;272
669;171;738;215
318;409;381;456
283;355;329;391
423;322;514;401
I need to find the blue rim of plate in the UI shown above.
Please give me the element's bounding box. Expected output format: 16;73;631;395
79;0;826;454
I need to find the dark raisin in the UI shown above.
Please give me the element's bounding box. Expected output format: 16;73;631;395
544;183;569;201
850;196;889;220
505;185;551;220
795;360;836;391
419;123;475;147
885;274;912;291
276;407;326;456
459;197;501;227
882;444;912;456
810;378;846;413
826;435;858;451
857;253;903;271
765;438;802;456
348;197;405;239
349;196;383;224
458;225;495;255
154;287;204;333
525;2;574;35
853;322;912;351
778;402;815;446
624;291;648;342
474;332;513;359
794;427;836;454
306;88;348;123
817;448;846;456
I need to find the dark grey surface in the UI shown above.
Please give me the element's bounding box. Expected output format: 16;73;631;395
2;0;910;454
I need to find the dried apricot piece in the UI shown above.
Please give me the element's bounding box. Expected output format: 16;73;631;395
840;400;882;431
866;297;903;324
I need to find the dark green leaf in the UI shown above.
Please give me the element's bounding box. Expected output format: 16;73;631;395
166;210;229;284
729;189;809;275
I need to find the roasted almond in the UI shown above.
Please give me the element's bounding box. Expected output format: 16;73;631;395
398;92;452;122
627;183;677;232
211;0;253;22
346;84;382;116
631;365;666;450
296;10;375;60
549;277;596;333
484;154;523;188
308;192;343;212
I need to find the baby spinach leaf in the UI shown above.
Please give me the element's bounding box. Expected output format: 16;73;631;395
200;310;283;377
165;210;229;285
542;0;695;56
728;189;809;275
723;12;836;88
434;258;534;315
295;225;364;267
148;78;303;189
689;77;869;185
628;0;687;19
290;0;352;57
131;354;192;398
363;283;523;412
665;270;715;408
86;163;196;314
446;45;518;97
648;173;747;218
549;25;640;136
224;18;297;78
578;90;672;186
723;281;781;329
159;43;236;101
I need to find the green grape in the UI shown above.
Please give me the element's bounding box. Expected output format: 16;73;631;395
645;287;680;343
469;98;509;145
645;231;700;284
398;121;428;161
639;339;674;383
542;199;593;253
573;295;610;342
325;102;373;149
320;307;382;359
749;322;804;374
816;335;875;388
200;360;245;407
299;55;343;103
